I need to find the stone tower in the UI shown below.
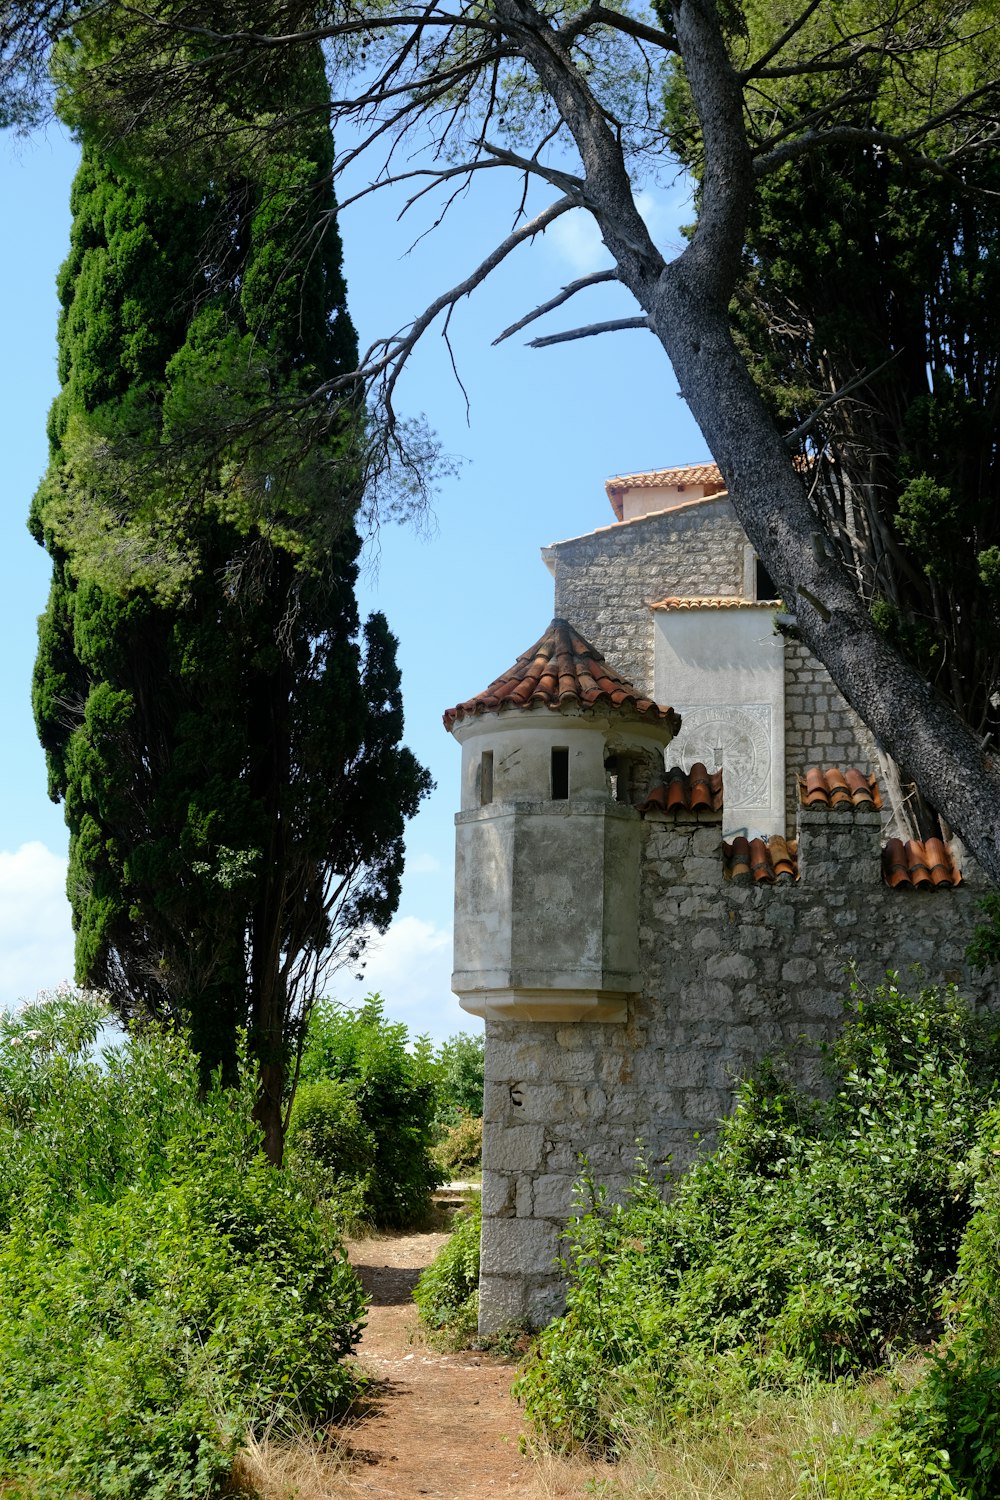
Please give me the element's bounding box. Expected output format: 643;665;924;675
443;619;680;1023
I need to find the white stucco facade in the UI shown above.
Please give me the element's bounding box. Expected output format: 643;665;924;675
652;603;786;836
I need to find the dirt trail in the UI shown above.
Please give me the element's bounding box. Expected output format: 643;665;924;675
340;1228;603;1500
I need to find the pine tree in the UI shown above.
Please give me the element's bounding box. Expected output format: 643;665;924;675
30;41;430;1162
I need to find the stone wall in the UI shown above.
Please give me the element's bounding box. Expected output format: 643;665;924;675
783;639;879;831
545;503;881;838
478;802;996;1330
546;497;746;694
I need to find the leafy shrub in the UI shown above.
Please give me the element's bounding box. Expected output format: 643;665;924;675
0;989;366;1500
413;1195;482;1342
828;1104;1000;1499
286;1076;377;1203
432;1031;485;1121
432;1110;484;1175
514;977;1000;1454
299;994;443;1227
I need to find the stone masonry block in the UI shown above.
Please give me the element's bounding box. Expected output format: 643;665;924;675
705;951;756;982
478;1274;528;1333
480;1215;562;1278
531;1173;578;1219
482;1123;546;1173
481;1170;515;1217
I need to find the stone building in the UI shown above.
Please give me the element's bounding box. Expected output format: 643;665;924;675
444;463;996;1331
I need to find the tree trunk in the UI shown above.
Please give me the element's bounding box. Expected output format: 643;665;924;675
502;0;1000;883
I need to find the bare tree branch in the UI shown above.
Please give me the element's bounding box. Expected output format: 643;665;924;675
782;355;901;447
526;315;649;348
492;268;619;345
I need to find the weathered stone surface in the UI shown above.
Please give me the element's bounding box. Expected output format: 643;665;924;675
482;1124;545;1173
480;1215;562;1277
475;805;998;1332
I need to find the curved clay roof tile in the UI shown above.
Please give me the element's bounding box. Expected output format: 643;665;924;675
443;618;681;733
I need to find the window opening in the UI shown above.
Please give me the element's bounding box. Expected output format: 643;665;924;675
755;557;778;600
480;750;494;806
551;746;570;801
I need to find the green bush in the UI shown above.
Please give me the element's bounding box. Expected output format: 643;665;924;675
299;994;443;1228
514;977;1000;1454
828;1105;1000;1500
0;989;366;1500
286;1076;377;1205
413;1195;482;1341
432;1031;485;1122
432;1110;484;1175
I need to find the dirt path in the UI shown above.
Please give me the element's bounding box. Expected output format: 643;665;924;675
339;1227;605;1500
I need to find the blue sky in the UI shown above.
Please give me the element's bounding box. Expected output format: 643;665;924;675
0;119;705;1044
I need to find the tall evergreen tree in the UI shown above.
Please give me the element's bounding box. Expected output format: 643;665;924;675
30;39;430;1163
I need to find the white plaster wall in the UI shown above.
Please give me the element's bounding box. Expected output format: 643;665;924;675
654;606;785;836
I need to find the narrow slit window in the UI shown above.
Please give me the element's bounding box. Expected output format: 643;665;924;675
551;746;570;801
755;556;778;601
480;750;494;806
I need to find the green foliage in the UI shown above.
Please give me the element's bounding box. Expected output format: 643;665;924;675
432;1112;484;1176
432;1030;486;1121
514;978;1000;1455
299;995;443;1227
0;988;366;1500
827;1107;1000;1499
657;0;1000;758
287;1077;376;1180
413;1196;482;1342
30;21;431;1149
967;892;1000;972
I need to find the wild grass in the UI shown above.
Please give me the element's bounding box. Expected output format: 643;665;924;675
579;1359;929;1500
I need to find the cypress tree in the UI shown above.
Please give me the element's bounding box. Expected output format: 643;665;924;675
30;41;430;1162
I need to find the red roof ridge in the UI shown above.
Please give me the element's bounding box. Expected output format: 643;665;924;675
724;833;799;883
799;766;882;811
605;462;724;519
443;618;681;733
882;836;962;889
638;761;723;816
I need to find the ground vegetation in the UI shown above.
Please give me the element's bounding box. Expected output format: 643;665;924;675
513;976;1000;1498
0;989;366;1500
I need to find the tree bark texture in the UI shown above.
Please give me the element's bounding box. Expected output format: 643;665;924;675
504;0;1000;883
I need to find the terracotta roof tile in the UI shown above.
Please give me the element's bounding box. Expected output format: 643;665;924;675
799;767;882;811
443;618;682;733
724;835;799;883
882;838;962;889
605;463;725;519
649;596;781;610
638;762;723;815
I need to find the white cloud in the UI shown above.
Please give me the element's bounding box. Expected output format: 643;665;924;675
545;188;690;275
546;207;611;274
406;851;442;876
332;914;473;1044
0;842;75;1010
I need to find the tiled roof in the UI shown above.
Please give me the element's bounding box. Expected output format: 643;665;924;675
605;463;725;519
649;596;780;610
639;762;723;815
799;767;882;811
443;618;681;733
724;835;798;883
882;838;963;889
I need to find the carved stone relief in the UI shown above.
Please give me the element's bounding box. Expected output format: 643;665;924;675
668;704;771;809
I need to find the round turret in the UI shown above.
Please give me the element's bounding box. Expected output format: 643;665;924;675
443;619;679;1021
